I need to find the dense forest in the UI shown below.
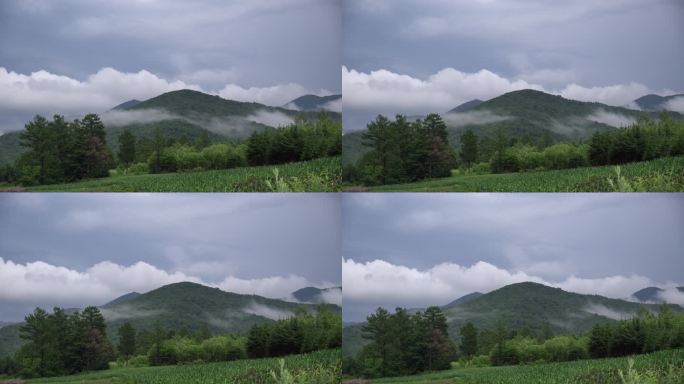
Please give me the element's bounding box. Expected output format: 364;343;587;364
0;305;341;379
343;112;684;186
0;112;341;186
343;305;684;379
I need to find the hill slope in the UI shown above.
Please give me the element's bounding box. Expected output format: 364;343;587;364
632;286;684;303
342;282;681;357
292;286;342;304
0;282;341;357
634;94;684;111
0;89;341;164
342;89;673;165
284;94;341;111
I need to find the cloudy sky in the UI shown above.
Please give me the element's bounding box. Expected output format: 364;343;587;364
0;0;341;133
0;194;341;322
342;0;684;131
342;194;684;322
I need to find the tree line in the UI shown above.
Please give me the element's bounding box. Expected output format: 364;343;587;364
343;114;457;185
343;305;684;379
0;112;341;186
0;305;342;379
343;112;684;185
343;306;456;378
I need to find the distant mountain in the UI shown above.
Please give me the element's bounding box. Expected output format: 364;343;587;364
0;89;341;165
448;99;483;113
0;282;341;357
632;286;684;303
342;282;681;357
634;94;684;111
342;89;676;165
111;99;141;110
292;286;342;304
284;94;341;111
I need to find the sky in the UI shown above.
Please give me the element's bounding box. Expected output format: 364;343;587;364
342;0;684;131
342;193;684;322
0;193;341;322
0;0;341;134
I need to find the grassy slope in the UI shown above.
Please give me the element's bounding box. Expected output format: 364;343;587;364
24;349;341;384
360;156;684;192
366;348;684;384
10;157;341;192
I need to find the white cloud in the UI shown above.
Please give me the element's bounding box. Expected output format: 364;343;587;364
246;110;295;127
320;288;343;306
0;66;319;121
657;288;684;306
101;109;181;126
664;97;684;113
321;98;342;113
583;303;634;320
343;258;656;307
242;302;294;320
217;274;311;300
0;258;199;305
342;66;542;115
218;82;329;106
586;109;636;127
0;257;326;308
343;66;679;115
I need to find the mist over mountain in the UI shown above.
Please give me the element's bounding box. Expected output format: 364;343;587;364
0;89;341;165
284;94;342;112
633;94;684;112
0;281;341;357
342;89;679;165
343;282;682;357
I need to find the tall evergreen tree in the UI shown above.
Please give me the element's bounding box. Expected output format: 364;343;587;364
117;129;136;166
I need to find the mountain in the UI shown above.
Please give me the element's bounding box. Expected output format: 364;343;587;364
632;286;684;303
342;282;681;357
284;94;341;112
0;89;341;165
634;94;684;111
448;99;483;113
0;282;341;357
111;99;141;110
442;291;483;309
101;292;141;308
292;286;342;304
342;89;676;165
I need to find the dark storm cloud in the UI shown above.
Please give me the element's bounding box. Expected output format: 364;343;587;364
342;194;684;321
0;0;341;133
0;194;341;321
342;0;684;131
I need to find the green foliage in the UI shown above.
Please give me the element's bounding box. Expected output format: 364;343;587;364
347;306;456;379
365;156;684;192
117;129;136;165
15;307;112;378
348;114;457;185
24;349;341;384
246;306;342;359
117;322;136;358
16;157;341;192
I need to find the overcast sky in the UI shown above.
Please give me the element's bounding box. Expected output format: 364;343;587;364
0;194;341;322
342;0;684;131
342;194;684;322
0;0;341;133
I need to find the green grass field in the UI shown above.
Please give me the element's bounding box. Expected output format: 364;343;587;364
7;157;341;192
22;349;340;384
360;156;684;192
363;348;684;384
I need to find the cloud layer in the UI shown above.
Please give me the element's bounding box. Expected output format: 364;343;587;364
342;66;678;119
343;258;662;309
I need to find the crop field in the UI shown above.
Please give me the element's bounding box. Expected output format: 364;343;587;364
13;157;341;192
362;348;684;384
361;156;684;192
23;349;341;384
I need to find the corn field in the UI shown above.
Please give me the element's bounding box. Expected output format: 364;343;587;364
28;349;341;384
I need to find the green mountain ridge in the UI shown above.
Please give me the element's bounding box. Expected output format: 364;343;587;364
0;89;341;165
0;281;341;357
634;94;684;111
342;89;677;165
342;281;682;357
632;286;684;303
292;286;342;304
284;94;341;111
